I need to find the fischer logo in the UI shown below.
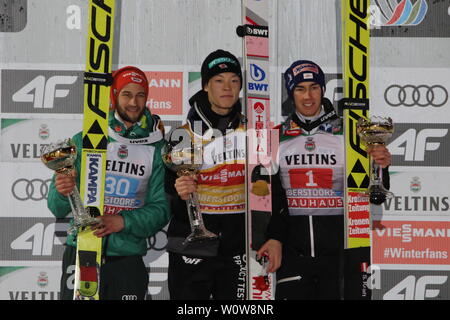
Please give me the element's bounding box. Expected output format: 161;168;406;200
12;75;78;109
384;275;447;300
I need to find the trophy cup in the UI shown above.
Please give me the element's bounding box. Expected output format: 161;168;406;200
357;116;394;205
162;141;218;244
41;139;99;234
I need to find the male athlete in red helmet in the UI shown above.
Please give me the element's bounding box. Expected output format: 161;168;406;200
48;66;169;300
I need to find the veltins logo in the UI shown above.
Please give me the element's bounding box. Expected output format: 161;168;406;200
371;0;450;38
2;70;83;114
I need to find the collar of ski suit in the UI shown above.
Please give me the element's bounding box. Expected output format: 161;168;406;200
108;109;164;145
288;97;339;133
187;89;243;138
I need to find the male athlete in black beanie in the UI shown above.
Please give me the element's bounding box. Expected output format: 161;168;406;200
165;49;247;300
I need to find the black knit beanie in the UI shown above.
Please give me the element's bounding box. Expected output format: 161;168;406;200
201;49;243;89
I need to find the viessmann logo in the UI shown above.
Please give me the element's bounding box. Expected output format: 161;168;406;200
1;70;83;114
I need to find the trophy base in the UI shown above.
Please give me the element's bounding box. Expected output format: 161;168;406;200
183;227;219;245
369;185;394;205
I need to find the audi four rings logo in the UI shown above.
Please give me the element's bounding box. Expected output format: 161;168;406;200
146;229;167;251
384;85;448;107
12;178;51;201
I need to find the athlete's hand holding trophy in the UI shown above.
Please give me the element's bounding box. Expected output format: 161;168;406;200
162;141;218;244
41;138;99;234
357;116;394;205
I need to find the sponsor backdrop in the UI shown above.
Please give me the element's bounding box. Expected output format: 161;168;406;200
0;0;449;300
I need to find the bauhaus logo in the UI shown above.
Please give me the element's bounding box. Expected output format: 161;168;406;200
387;123;450;167
2;70;83;114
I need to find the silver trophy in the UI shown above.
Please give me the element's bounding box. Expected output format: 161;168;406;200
41;138;99;234
162;142;218;244
357;116;394;205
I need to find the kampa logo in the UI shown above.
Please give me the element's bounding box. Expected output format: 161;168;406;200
388;127;448;163
12;75;78;109
384;275;447;300
87;156;100;204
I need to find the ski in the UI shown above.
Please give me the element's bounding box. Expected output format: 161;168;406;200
74;0;115;300
237;0;274;300
341;0;372;299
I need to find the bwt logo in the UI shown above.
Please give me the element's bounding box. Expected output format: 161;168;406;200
12;75;78;109
248;63;268;92
250;64;266;82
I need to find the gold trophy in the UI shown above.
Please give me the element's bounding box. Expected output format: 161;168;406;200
41;138;99;234
357;116;394;205
162;141;218;244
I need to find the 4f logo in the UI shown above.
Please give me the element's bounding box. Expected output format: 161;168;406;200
388;128;448;162
384;275;447;300
10;222;65;256
12;75;78;109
